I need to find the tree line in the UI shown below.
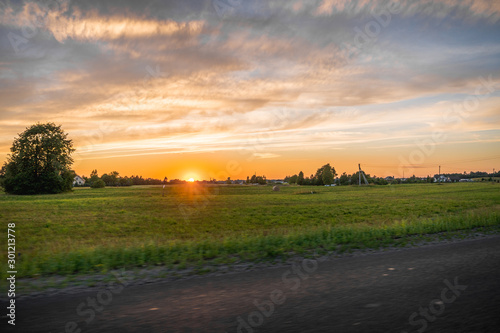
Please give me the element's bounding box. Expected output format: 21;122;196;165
284;164;391;186
437;171;500;181
284;163;337;185
80;170;165;188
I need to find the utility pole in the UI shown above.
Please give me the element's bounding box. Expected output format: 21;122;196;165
358;164;369;186
359;163;361;186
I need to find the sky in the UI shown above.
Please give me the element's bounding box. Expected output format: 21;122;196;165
0;0;499;181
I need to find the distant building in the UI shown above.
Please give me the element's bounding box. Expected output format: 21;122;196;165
73;175;85;186
459;179;474;182
434;175;450;183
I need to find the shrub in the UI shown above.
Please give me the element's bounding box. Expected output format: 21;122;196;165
91;179;106;188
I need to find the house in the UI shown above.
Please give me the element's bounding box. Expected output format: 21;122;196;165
73;175;85;186
434;175;450;183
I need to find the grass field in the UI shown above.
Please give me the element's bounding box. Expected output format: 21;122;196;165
1;182;499;280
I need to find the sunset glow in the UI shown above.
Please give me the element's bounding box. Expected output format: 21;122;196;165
1;1;499;180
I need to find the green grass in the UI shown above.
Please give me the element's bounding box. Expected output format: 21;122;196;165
1;182;499;279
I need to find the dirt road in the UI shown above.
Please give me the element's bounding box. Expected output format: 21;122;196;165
3;235;500;332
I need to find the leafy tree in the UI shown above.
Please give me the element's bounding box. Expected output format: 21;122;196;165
312;163;336;185
338;172;350;186
129;175;163;185
101;171;120;186
0;164;6;189
91;179;105;188
373;177;388;185
90;169;98;179
89;169;100;186
247;174;267;184
119;177;133;186
288;174;298;184
2;123;75;194
302;176;312;186
322;164;334;185
297;171;304;185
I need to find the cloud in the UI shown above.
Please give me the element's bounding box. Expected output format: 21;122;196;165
312;0;500;23
0;1;205;42
0;0;499;175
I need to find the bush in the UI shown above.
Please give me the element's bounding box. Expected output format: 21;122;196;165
91;179;105;188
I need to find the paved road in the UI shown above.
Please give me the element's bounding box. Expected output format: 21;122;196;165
3;236;500;333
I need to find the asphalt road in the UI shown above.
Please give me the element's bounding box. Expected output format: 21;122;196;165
3;235;500;333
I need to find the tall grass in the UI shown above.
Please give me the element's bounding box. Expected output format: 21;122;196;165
9;209;500;278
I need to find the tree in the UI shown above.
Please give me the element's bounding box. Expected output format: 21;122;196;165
247;174;266;184
120;177;133;186
89;169;100;186
91;179;105;188
2;123;75;194
90;169;98;179
338;172;350;186
321;164;334;185
0;164;6;188
312;163;336;186
297;171;304;185
288;174;298;184
102;171;120;186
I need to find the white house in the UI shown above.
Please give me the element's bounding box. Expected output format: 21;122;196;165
73;175;85;186
434;175;450;183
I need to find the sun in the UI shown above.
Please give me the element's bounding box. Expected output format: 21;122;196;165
187;178;195;182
